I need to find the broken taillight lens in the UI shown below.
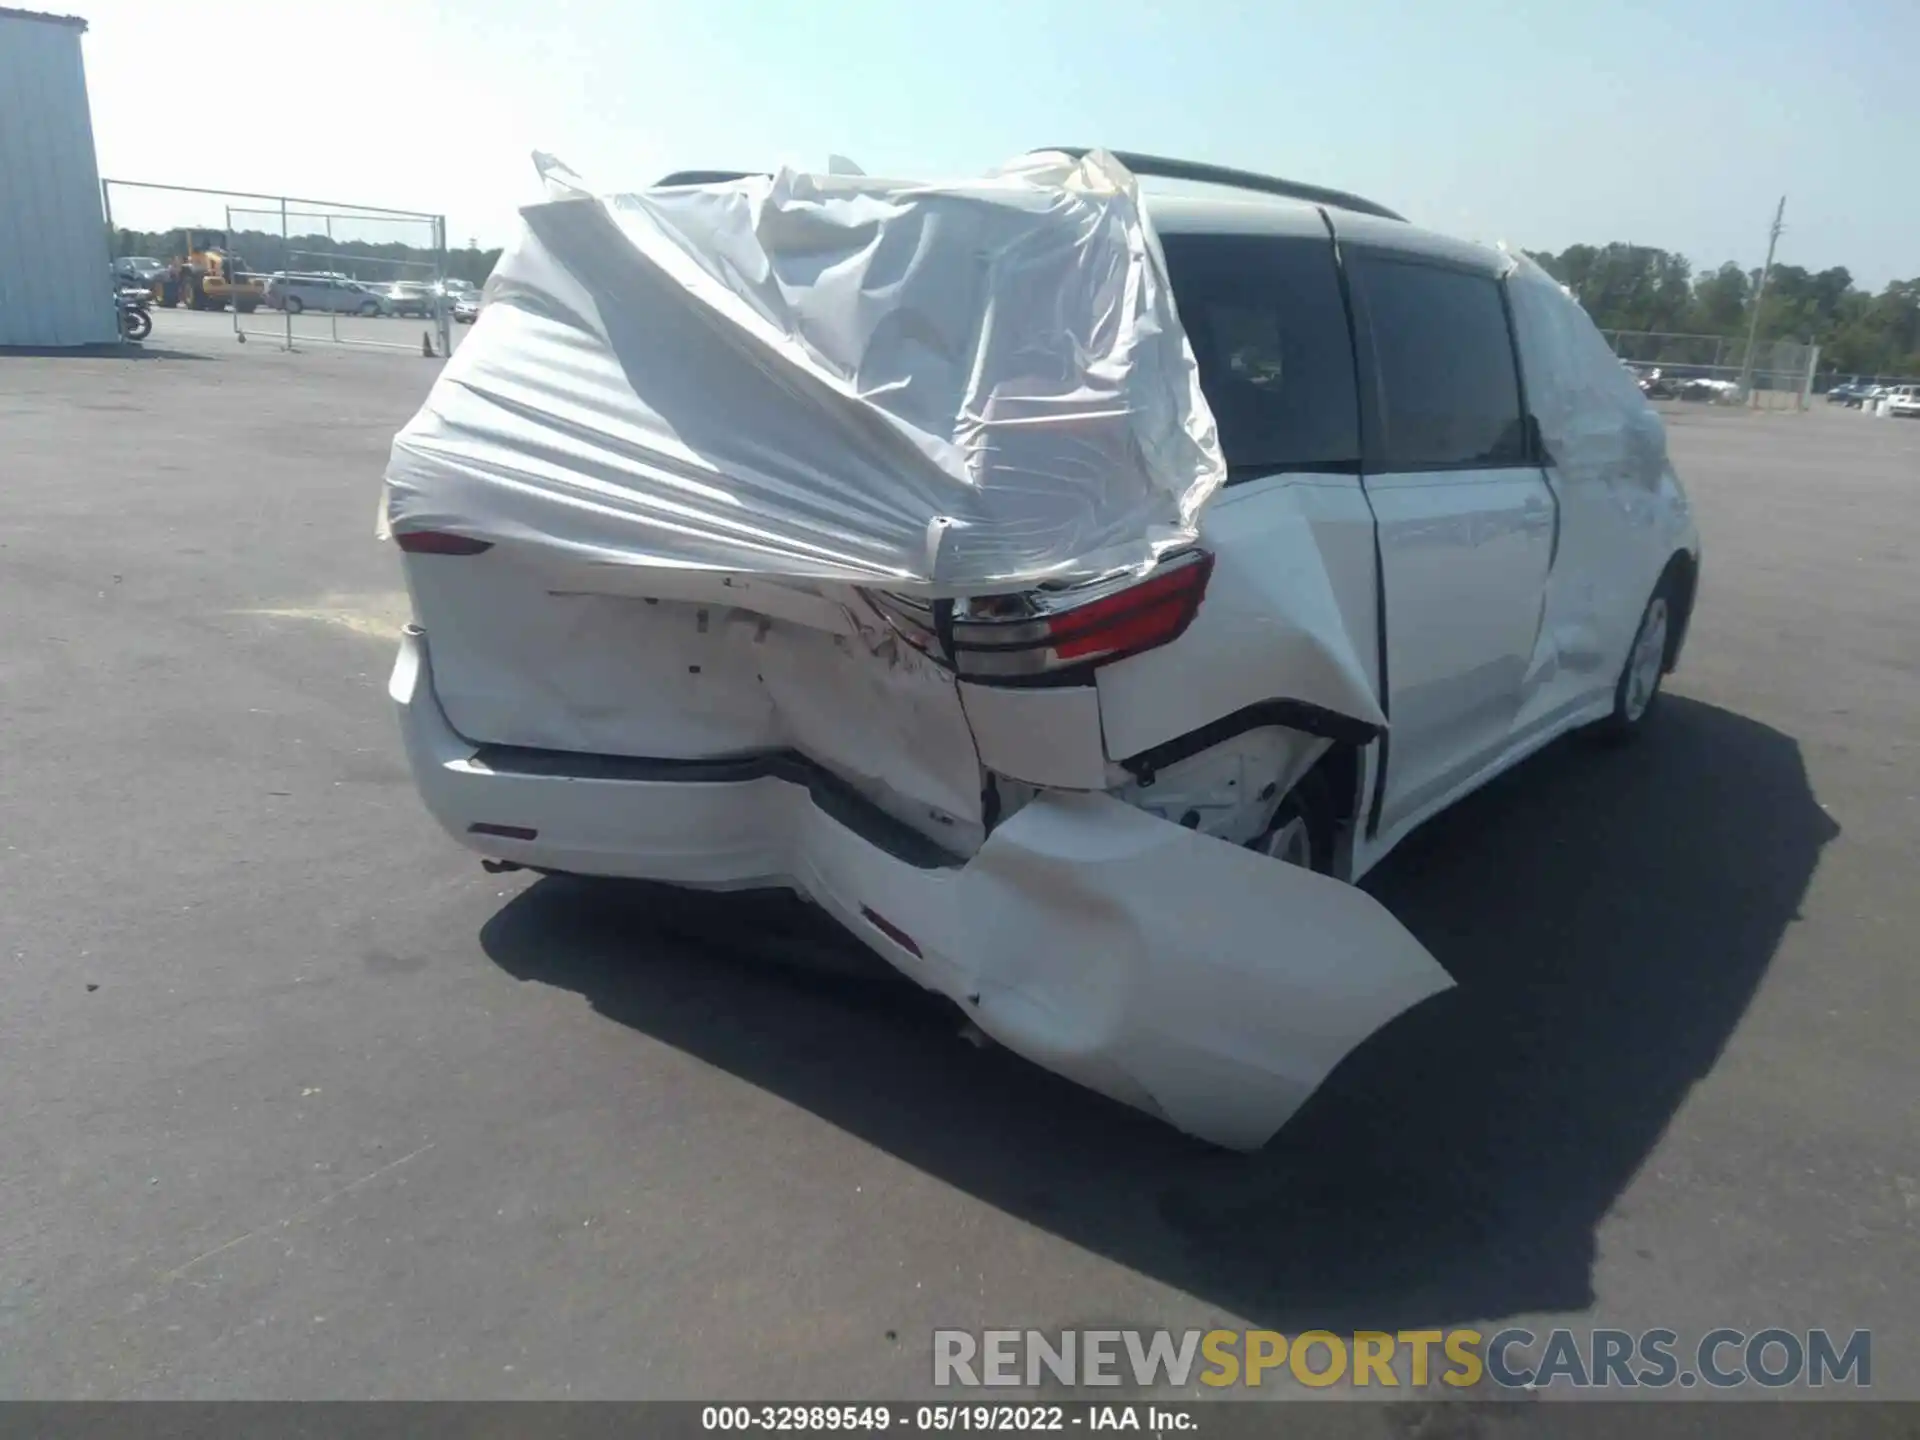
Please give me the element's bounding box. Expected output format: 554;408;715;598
864;549;1213;685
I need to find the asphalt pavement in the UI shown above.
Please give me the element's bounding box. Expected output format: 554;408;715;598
2;331;1916;1400
142;303;466;356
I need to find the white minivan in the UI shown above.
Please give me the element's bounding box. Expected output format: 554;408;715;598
265;273;389;316
383;151;1700;1149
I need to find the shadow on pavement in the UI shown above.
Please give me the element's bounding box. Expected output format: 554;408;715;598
0;343;214;362
480;695;1835;1330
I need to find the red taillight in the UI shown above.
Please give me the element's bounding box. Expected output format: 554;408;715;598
1042;559;1214;661
395;529;493;556
874;549;1211;685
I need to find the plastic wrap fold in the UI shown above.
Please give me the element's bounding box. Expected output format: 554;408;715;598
1502;250;1671;490
385;150;1227;595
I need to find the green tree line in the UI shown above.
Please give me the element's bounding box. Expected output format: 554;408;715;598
1525;242;1920;380
112;227;504;289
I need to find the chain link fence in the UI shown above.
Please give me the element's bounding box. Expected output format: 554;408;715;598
100;179;452;356
1600;329;1820;411
226;201;449;354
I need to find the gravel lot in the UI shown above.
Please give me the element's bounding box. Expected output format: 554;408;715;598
2;330;1916;1400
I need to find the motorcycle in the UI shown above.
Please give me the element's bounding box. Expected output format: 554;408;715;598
116;285;153;342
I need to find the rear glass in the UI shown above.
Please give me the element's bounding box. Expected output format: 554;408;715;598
1159;232;1361;479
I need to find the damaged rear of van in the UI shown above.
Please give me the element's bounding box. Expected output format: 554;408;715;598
382;150;1459;1150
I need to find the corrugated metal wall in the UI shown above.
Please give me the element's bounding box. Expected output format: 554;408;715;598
0;12;117;347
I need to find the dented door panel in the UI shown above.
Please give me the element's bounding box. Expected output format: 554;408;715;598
1094;475;1385;764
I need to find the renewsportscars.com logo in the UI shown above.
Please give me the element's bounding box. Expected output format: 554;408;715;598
932;1328;1872;1391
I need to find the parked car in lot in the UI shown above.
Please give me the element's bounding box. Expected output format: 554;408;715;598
1826;379;1867;405
383;150;1700;1150
1626;363;1677;399
451;294;480;324
1677;376;1739;402
379;281;438;317
263;273;389;316
1885;384;1920;419
113;255;167;288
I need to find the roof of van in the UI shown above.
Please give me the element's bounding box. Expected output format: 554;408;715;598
1143;191;1510;277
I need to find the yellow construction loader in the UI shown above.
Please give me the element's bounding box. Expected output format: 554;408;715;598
154;230;264;313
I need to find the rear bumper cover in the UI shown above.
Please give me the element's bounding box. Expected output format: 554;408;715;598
393;628;1453;1149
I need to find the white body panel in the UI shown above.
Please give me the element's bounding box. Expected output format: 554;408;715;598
959;682;1112;792
394;628;1450;1150
1095;474;1385;762
1365;467;1557;833
401;550;986;852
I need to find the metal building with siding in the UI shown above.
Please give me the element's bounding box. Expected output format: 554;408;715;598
0;7;115;346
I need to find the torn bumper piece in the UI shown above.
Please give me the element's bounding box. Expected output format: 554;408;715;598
395;629;1452;1149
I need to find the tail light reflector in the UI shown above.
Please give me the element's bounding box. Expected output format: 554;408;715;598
395;529;493;556
469;822;538;841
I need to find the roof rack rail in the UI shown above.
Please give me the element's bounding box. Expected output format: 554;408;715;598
651;155;1405;223
1036;148;1405;223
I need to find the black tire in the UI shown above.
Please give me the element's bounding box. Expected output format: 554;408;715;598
121;308;151;341
1247;769;1336;875
358;300;380;317
1595;567;1682;743
283;295;304;315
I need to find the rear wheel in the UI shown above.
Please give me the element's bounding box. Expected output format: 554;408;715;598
1596;572;1678;742
284;295;304;315
1250;770;1335;874
358;300;380;316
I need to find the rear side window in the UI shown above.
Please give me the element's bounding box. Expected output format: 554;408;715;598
1159;232;1360;480
1353;255;1528;471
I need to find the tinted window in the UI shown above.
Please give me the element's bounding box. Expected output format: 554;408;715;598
1159;233;1360;479
1354;256;1528;470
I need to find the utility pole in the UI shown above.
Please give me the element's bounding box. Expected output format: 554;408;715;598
1738;195;1786;405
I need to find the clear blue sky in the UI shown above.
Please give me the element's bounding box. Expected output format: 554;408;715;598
81;0;1916;287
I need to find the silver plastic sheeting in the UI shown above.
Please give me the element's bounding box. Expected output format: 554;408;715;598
384;150;1226;594
1503;250;1671;490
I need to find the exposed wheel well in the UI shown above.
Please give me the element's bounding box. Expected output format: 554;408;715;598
1299;740;1363;843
